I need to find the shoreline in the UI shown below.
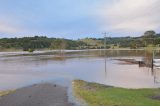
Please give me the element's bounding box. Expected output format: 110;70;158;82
0;83;74;106
1;48;160;55
0;48;146;53
73;80;160;106
0;90;14;97
0;49;147;57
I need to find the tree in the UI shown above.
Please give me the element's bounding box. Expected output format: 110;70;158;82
50;39;66;50
130;41;137;49
143;30;156;46
144;30;156;37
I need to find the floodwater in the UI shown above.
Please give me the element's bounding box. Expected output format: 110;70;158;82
0;50;160;91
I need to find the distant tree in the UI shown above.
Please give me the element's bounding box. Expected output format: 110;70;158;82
28;48;35;52
155;37;160;45
50;39;66;50
130;41;137;49
143;30;156;46
144;30;156;37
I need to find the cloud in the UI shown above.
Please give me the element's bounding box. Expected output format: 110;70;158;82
0;0;159;38
0;23;20;34
97;0;160;33
0;15;26;36
0;0;103;38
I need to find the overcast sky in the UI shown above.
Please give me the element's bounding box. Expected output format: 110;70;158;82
0;0;159;39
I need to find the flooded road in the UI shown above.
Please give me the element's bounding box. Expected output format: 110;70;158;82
0;50;160;91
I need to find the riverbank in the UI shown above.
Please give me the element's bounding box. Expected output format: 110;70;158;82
0;90;14;97
0;48;145;53
73;80;160;106
0;83;74;106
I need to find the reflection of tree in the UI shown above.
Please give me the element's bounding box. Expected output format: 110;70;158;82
143;51;153;67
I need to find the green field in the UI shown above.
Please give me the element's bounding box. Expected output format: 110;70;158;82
73;80;160;106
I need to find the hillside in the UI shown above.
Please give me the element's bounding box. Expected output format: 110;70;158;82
0;31;160;51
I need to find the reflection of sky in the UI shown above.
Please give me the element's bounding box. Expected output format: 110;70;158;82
0;52;160;91
0;74;42;90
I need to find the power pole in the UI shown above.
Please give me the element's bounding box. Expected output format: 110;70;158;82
102;32;107;75
103;32;107;50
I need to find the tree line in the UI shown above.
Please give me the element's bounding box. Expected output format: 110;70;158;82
0;36;86;51
0;30;160;51
102;30;160;49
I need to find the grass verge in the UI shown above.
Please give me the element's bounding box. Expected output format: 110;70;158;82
0;90;15;97
73;80;160;106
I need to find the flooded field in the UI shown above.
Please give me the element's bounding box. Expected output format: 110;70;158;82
0;50;160;91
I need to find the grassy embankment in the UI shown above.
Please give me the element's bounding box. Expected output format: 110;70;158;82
0;90;15;96
73;80;160;106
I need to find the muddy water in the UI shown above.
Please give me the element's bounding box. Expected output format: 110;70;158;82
0;50;160;91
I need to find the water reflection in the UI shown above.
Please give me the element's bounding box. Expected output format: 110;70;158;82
153;69;160;83
0;50;160;91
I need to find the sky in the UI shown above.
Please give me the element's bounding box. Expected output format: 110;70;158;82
0;0;159;39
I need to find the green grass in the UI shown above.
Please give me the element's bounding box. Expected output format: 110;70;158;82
73;80;160;106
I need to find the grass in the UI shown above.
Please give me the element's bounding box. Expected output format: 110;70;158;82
73;80;160;106
0;90;15;97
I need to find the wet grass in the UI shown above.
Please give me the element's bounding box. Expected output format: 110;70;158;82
73;80;160;106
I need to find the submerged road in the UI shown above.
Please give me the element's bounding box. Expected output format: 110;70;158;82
0;83;74;106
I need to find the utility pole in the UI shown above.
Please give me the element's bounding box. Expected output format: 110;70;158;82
103;32;107;50
102;32;107;75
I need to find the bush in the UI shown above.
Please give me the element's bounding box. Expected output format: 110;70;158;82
28;48;35;52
